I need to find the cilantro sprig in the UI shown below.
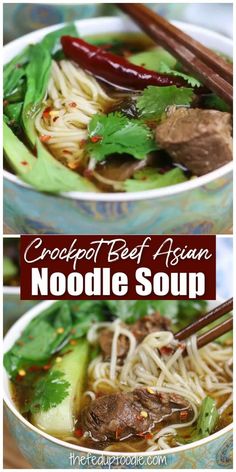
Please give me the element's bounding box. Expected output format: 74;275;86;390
87;112;158;162
24;370;70;414
136;85;194;120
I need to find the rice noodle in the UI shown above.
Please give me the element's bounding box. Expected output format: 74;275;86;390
35;60;114;168
86;319;232;451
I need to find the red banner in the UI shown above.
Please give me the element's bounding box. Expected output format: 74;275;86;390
20;235;216;300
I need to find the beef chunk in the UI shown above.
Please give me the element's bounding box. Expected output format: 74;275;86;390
80;388;194;441
131;312;170;343
99;312;171;362
155;108;232;176
99;329;129;362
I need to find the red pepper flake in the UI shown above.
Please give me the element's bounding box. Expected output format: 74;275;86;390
43;106;52;119
115;428;123;440
42;364;51;371
69;101;77;107
69;339;77;346
40;135;51;143
180;410;189;420
83;169;93;178
137;431;153;440
160;346;174;356
28;365;42;373
20;161;28;166
15;63;22;69
90;135;102;143
15;374;24;382
53;116;59;122
80;139;87;148
3;99;9;107
16;341;24;346
74;428;83;438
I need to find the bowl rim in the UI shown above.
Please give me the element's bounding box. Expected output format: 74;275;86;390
3;299;233;457
3;17;233;203
3;286;20;294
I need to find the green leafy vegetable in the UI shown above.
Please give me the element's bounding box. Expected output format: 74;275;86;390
176;300;207;329
159;62;201;88
22;43;52;145
32;340;89;433
129;47;176;72
3;123;97;193
177;396;219;445
124;167;187;192
25;370;70;414
137;85;194;120
87;112;158;161
22;139;98;193
4;301;106;378
105;300;194;325
4;102;23;123
3;46;30;99
41;23;78;52
196;396;219;438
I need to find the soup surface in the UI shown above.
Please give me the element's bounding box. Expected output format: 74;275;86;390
3;26;232;194
5;300;232;452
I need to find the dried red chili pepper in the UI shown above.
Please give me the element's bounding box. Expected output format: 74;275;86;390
61;36;188;90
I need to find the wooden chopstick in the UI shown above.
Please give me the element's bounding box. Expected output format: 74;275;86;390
117;3;233;105
175;298;233;341
196;317;233;349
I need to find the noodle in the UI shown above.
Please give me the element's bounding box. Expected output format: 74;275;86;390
35;60;114;168
86;319;233;451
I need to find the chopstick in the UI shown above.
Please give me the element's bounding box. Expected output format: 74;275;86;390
175;298;233;350
117;3;233;106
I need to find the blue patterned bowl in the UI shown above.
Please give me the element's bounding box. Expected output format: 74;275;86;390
3;18;233;235
3;301;233;469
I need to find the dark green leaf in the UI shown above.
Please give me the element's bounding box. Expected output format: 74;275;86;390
4;102;23;123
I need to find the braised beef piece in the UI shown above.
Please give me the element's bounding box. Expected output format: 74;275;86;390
80;388;194;441
155;108;232;176
99;312;171;362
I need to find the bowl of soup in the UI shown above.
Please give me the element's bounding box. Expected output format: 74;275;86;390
3;16;233;235
3;300;233;468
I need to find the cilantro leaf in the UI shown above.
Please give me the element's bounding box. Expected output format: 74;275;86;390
26;370;70;414
87;112;158;161
159;62;201;88
137;85;194;120
124;167;187;192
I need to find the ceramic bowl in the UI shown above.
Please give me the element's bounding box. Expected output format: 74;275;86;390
3;17;233;235
3;301;233;469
